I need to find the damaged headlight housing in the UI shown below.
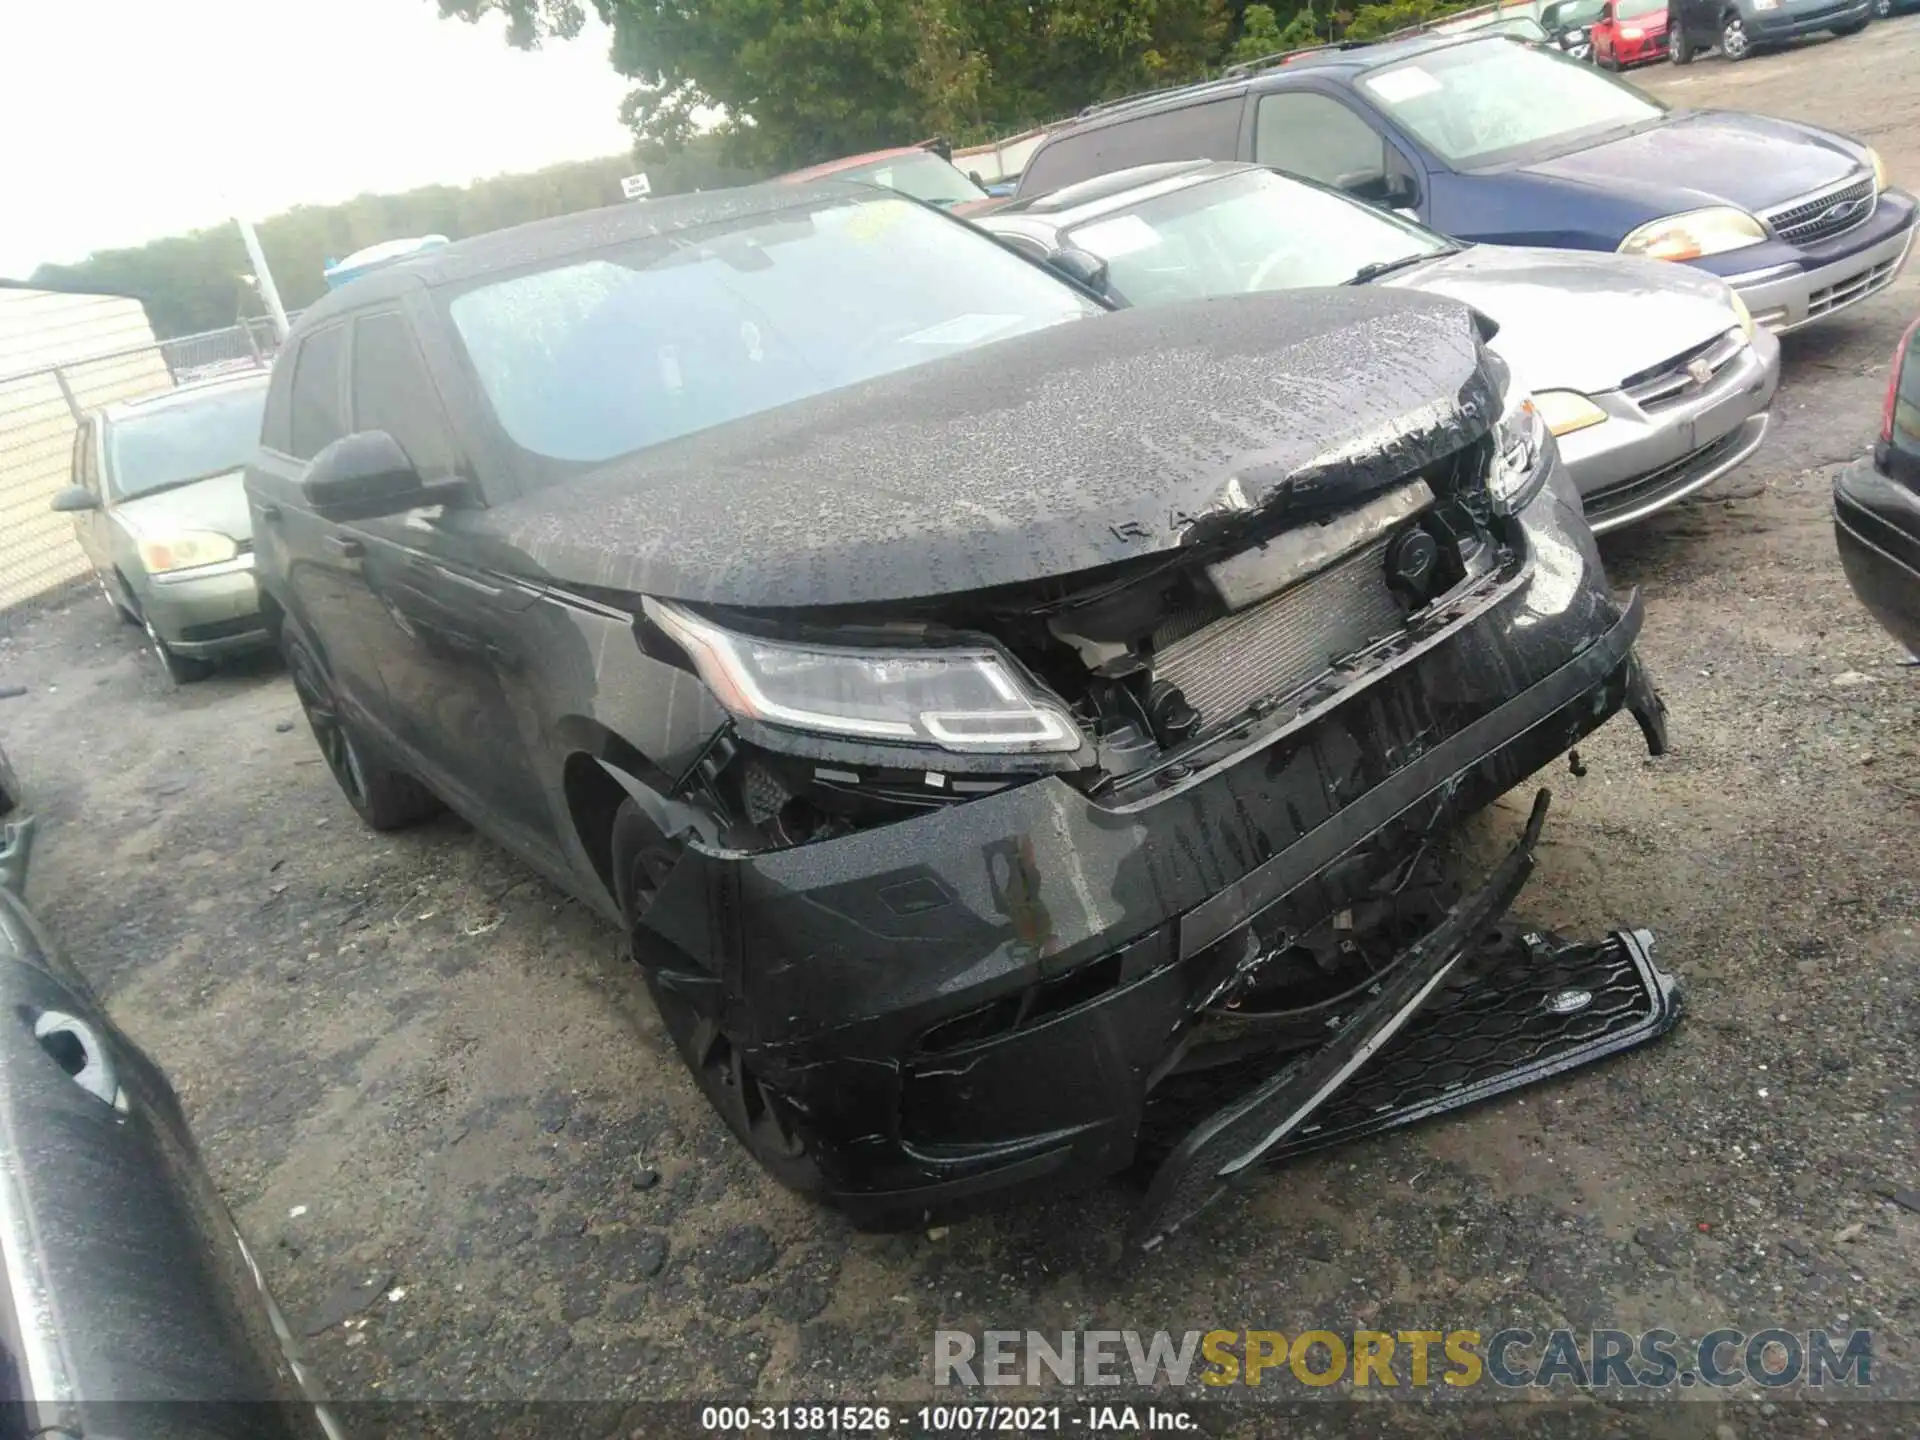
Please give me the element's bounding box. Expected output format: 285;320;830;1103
646;600;1084;755
1488;364;1553;516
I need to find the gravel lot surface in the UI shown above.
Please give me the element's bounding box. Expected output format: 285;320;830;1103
2;22;1917;1437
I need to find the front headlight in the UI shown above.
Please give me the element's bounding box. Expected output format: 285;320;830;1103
1728;289;1756;341
1867;146;1888;193
137;530;239;574
646;600;1084;755
1618;206;1767;262
1532;390;1609;438
1489;373;1553;515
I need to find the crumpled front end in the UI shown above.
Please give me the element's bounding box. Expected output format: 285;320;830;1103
625;438;1676;1227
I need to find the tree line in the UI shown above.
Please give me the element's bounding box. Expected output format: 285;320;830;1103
439;0;1484;163
30;0;1482;339
25;141;756;340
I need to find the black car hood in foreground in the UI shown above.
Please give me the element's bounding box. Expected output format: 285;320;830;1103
494;288;1498;609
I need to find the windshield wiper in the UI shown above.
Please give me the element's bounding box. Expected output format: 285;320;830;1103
1346;248;1456;286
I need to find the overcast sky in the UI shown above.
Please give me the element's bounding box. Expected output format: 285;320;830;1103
0;0;636;278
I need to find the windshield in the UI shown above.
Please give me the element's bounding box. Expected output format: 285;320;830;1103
840;154;988;208
1544;0;1607;25
105;383;267;501
446;194;1098;471
1061;169;1452;304
1359;38;1664;167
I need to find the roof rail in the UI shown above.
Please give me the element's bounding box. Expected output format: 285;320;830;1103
1075;77;1223;119
1219;40;1365;77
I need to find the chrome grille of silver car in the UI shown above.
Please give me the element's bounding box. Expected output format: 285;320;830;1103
1763;175;1877;248
1621;330;1747;411
1150;539;1404;728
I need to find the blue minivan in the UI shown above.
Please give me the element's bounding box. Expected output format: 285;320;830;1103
1014;33;1914;333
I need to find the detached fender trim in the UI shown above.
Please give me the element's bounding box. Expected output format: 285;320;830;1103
593;758;723;848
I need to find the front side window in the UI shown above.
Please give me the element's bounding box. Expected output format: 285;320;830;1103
444;194;1101;477
1255;92;1389;190
104;384;268;501
1360;37;1665;167
1062;169;1450;304
351;312;455;478
289;325;348;461
1019;98;1247;198
840;154;988;208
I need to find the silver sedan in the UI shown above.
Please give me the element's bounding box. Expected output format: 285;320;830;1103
981;160;1780;535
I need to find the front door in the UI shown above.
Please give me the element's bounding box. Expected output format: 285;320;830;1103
343;309;559;861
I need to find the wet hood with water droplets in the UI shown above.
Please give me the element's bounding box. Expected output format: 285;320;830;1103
491;288;1499;610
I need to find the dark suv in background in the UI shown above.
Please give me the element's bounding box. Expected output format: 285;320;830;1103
1014;32;1913;334
1668;0;1869;61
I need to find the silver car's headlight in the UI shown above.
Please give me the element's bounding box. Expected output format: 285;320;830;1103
1532;390;1609;439
646;600;1084;755
1618;207;1767;262
137;530;239;574
1867;146;1888;193
1490;373;1553;516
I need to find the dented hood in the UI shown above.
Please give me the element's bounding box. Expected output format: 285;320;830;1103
493;288;1498;608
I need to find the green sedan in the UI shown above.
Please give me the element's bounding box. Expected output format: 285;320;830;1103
53;372;271;683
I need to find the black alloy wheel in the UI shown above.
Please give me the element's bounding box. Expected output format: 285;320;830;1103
282;626;439;830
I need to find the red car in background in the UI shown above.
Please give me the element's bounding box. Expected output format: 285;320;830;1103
776;141;1002;217
1591;0;1670;66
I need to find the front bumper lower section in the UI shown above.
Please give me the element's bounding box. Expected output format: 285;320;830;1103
636;472;1675;1225
1133;791;1680;1247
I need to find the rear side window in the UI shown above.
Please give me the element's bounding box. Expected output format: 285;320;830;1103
289;324;347;460
1019;97;1245;197
1255;92;1388;189
350;312;455;478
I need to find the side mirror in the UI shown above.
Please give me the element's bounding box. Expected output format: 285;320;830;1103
1382;171;1419;209
302;432;460;521
51;486;97;513
1047;246;1110;295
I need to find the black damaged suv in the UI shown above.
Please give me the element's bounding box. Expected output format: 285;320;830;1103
247;182;1677;1243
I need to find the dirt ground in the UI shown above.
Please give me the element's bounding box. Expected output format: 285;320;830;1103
2;21;1918;1437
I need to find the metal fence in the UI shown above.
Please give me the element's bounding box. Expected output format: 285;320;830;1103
0;316;296;617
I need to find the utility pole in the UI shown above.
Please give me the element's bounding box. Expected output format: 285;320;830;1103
235;216;290;342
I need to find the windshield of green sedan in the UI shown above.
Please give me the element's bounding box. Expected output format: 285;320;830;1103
447;194;1097;470
1061;170;1452;304
1360;38;1665;167
106;383;268;501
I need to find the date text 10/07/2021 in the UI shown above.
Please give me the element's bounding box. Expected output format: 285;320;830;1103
700;1406;1196;1432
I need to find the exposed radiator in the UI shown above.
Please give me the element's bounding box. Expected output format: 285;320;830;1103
1151;539;1404;727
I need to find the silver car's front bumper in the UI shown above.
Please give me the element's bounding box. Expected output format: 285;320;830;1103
137;554;270;658
1556;325;1781;535
1726;220;1916;335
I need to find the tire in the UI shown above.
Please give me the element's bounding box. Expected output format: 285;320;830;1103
1671;27;1695;60
281;623;440;830
611;798;825;1196
141;613;214;684
1871;0;1891;16
1720;11;1752;57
